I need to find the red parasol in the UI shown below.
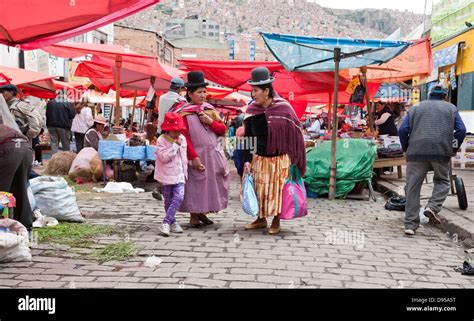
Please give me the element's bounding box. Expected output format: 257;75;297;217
0;0;159;49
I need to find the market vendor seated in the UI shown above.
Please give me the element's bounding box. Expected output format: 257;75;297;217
83;115;108;151
307;116;322;138
374;101;398;136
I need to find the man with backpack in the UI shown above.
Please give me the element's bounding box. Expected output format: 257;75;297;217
0;84;43;141
45;90;75;154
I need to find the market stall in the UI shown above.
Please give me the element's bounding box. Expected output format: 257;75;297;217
0;65;56;98
261;32;425;199
42;42;179;128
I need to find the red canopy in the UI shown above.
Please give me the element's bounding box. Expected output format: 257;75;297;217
0;0;159;49
296;83;381;105
74;58;184;92
179;59;349;96
43;42;173;85
0;65;56;98
348;38;433;83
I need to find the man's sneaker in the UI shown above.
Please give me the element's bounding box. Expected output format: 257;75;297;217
170;223;184;234
423;207;441;224
405;229;415;236
160;223;170;237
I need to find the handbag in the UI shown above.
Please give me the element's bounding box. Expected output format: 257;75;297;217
242;173;259;217
280;165;308;220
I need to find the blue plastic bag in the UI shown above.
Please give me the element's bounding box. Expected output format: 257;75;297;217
98;141;124;160
146;145;157;161
123;146;146;160
242;173;259;217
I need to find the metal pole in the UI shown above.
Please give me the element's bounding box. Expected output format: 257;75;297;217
114;56;122;131
328;48;341;200
129;90;138;130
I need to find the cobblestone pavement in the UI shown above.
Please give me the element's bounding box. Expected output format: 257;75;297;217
1;171;473;289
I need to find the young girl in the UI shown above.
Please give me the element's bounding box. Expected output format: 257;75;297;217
154;112;188;236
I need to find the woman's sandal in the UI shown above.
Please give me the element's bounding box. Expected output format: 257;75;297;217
198;215;214;225
189;221;203;228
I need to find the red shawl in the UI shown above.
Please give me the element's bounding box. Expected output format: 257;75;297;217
246;96;306;176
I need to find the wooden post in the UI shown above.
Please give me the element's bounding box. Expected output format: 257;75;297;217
141;108;146;130
114;56;122;130
328;48;341;200
129;90;138;130
109;105;114;124
360;67;374;132
327;92;332;130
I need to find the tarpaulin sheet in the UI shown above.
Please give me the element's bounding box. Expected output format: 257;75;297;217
304;139;377;198
179;59;349;95
433;43;459;68
294;82;380;105
261;32;411;72
347;38;433;83
0;0;159;50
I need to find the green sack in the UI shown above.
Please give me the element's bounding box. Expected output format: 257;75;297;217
304;139;377;198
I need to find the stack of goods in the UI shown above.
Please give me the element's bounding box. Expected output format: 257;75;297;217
453;135;474;169
304;139;377;198
376;135;403;159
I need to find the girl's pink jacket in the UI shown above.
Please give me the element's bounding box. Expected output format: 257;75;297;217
154;134;188;185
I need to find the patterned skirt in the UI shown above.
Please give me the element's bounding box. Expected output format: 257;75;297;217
251;154;290;218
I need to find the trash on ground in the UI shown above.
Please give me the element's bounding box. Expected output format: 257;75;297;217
32;209;59;228
92;182;144;193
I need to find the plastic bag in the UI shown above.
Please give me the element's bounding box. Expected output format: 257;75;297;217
280;165;308;220
419;208;429;224
242;173;259;217
27;186;36;211
0;219;32;263
92;182;144;193
32;209;59;228
123;146;146;160
68;147;97;181
98;140;124;160
29;176;84;222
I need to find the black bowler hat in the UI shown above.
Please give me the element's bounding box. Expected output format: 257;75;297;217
247;67;275;86
185;71;209;89
0;84;18;94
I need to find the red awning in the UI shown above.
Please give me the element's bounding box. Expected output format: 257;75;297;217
296;83;381;105
43;42;173;85
348;38;433;83
179;59;349;96
0;0;159;49
74;58;184;92
0;65;56;98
